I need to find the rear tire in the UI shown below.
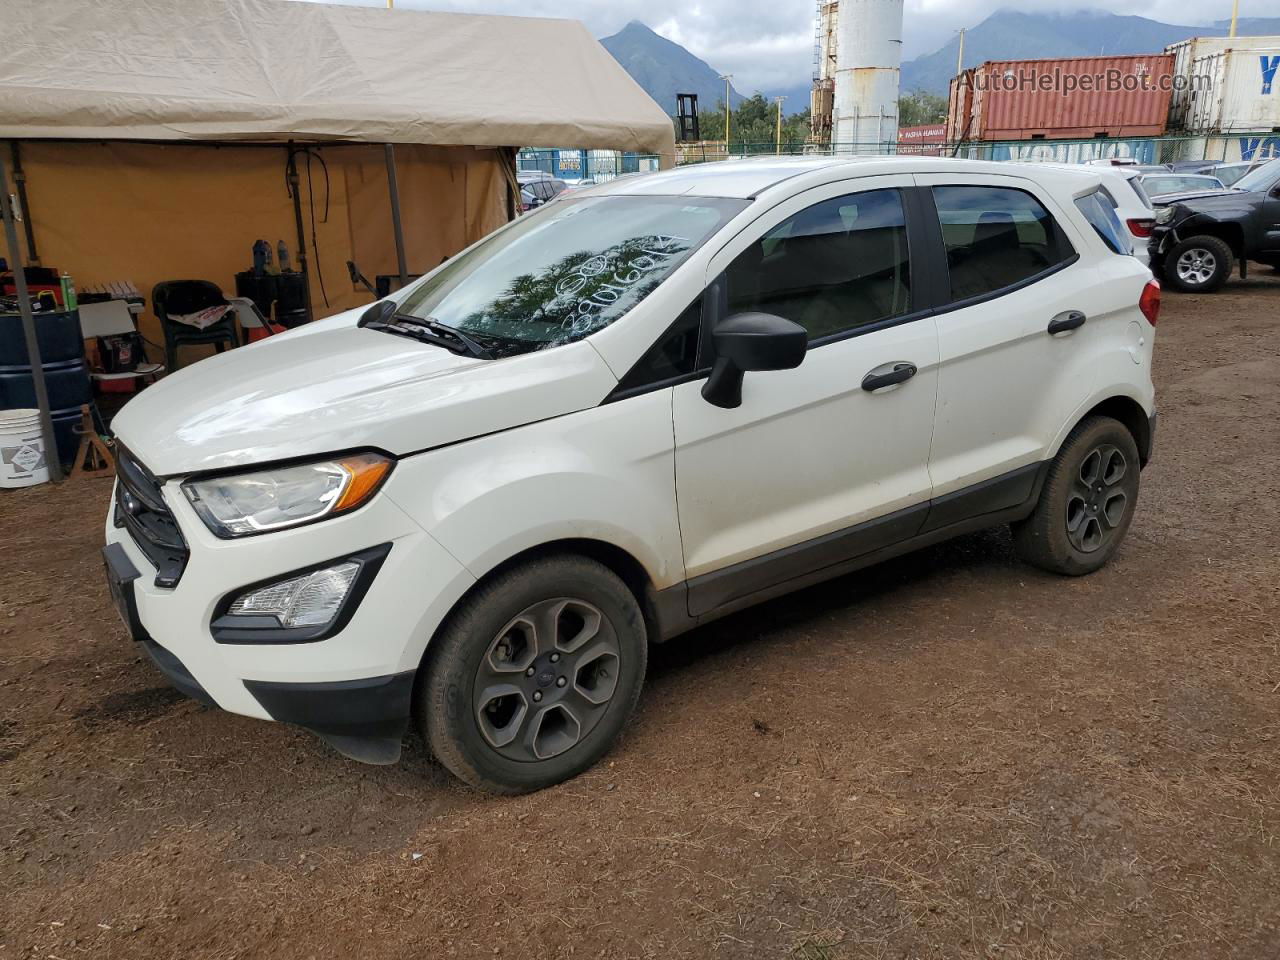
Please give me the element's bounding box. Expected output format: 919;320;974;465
1164;235;1233;293
1013;416;1141;576
419;554;647;794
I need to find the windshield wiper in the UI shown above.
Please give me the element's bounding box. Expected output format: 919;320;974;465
391;314;494;359
360;302;493;360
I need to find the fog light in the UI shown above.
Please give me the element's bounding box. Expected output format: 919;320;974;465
229;562;360;628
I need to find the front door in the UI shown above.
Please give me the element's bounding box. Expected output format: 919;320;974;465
672;177;940;616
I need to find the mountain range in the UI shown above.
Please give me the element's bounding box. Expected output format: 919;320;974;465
600;13;1280;115
903;13;1280;95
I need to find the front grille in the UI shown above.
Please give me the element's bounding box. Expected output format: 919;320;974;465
114;447;189;588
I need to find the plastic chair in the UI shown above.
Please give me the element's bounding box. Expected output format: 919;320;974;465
151;280;239;371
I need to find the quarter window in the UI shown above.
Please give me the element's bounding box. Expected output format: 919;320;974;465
932;186;1074;302
1075;189;1132;256
615;297;703;392
726;189;912;341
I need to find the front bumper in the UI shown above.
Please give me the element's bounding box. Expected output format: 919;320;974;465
103;473;476;763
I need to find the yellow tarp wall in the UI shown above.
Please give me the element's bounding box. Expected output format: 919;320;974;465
17;141;509;351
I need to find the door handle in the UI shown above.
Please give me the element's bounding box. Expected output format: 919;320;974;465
1048;310;1086;335
861;361;917;392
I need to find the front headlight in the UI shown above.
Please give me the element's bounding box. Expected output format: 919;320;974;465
182;453;394;538
1155;205;1175;224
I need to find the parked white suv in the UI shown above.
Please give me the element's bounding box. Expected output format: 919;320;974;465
104;157;1159;793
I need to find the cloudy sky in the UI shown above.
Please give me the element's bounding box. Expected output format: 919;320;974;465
313;0;1273;94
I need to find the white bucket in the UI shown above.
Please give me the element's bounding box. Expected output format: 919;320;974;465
0;408;50;488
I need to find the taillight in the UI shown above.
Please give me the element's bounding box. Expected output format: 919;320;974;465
1127;218;1155;238
1139;279;1161;326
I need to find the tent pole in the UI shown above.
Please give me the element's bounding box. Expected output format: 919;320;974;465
0;150;61;482
384;144;409;290
285;144;314;323
8;143;38;264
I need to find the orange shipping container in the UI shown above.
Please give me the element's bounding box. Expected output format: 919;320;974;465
947;54;1175;141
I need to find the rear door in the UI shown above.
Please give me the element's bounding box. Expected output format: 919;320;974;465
912;174;1110;519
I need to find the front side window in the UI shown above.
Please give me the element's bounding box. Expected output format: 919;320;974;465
932;185;1075;302
725;188;912;342
1075;190;1132;255
396;195;746;357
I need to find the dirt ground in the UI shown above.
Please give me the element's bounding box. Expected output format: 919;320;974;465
3;272;1280;960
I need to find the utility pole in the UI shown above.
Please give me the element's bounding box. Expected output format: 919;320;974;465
773;96;787;154
719;74;733;157
956;28;965;77
1229;0;1239;37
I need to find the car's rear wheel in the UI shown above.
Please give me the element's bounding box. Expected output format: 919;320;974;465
1013;416;1141;576
1165;235;1233;293
419;554;647;794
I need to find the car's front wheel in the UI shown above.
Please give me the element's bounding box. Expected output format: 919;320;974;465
1013;416;1141;576
1164;235;1233;293
419;554;647;794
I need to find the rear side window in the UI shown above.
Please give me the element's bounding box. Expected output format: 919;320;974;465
932;185;1075;302
1074;190;1132;256
1126;177;1154;210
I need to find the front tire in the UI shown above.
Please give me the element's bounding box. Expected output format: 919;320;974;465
1165;235;1233;293
1013;416;1141;576
419;555;647;794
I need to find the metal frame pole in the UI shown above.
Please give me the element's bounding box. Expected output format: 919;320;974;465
285;143;314;324
8;143;38;264
384;144;408;290
0;150;61;482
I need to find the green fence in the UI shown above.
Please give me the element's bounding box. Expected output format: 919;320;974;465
676;133;1280;167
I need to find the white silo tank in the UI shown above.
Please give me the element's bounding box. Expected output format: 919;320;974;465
832;0;904;153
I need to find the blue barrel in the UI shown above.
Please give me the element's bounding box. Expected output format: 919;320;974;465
0;310;89;467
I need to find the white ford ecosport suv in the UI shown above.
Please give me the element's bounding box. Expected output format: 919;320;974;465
104;157;1159;793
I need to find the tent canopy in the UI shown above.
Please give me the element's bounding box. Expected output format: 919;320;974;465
0;0;676;162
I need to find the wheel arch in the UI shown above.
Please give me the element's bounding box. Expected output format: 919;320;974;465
1055;393;1154;467
1180;218;1245;260
410;537;669;702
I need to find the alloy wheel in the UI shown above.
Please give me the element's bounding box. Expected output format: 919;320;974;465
1175;247;1217;287
1066;444;1130;554
473;598;620;762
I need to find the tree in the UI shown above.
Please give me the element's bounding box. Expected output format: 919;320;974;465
686;95;814;153
899;89;948;128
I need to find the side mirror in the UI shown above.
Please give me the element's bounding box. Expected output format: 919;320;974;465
701;312;807;409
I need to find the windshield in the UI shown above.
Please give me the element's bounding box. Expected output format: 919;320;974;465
396;195;747;356
1233;158;1280;193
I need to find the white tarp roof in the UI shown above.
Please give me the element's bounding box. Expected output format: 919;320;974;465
0;0;676;160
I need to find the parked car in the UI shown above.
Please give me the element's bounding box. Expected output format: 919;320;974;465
1140;173;1227;202
1165;160;1271;187
1149;158;1280;292
104;157;1158;793
1048;164;1155;264
1200;161;1266;188
518;175;567;211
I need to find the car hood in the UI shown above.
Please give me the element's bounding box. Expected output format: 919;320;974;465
112;309;618;476
1161;189;1259;218
1151;188;1232;205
